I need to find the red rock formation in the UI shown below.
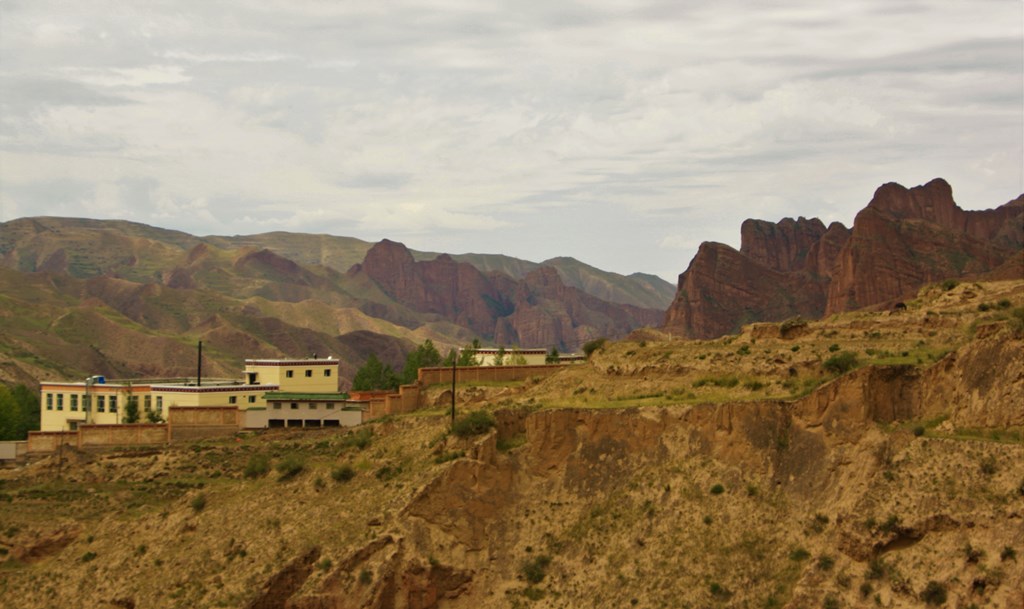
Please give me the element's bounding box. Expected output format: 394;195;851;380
664;179;1023;339
826;179;1023;313
352;240;662;350
663;242;829;339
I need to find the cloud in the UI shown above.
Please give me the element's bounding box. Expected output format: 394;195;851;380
1;0;1021;280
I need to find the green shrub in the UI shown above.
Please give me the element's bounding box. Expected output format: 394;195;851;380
789;548;810;561
340;428;373;451
941;279;958;291
190;493;207;512
913;426;925;437
81;551;97;563
582;338;607;358
244;454;271;479
451;410;496;438
817;555;835;571
828;343;840;352
920;580;947;605
375;464;402;481
779;316;808;334
823;351;859;375
996;298;1011;309
331;464;355;483
737;345;751;356
359;569;372;585
709;483;725;495
743;380;765;391
317;558;332;571
822;594;840;609
276;455;305;481
521;554;551;584
1000;546;1016;561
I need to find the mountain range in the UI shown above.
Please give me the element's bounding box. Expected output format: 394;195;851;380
0;218;671;388
2;178;1019;389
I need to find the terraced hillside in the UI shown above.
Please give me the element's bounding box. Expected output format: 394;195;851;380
1;280;1021;609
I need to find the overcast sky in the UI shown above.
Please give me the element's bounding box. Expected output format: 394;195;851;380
1;1;1021;282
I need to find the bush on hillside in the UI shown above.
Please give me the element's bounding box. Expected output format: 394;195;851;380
452;410;496;438
823;351;859;375
244;454;271;478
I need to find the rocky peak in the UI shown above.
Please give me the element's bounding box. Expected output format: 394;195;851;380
665;179;1022;338
740;216;830;273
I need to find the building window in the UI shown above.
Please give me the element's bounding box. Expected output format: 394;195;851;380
97;395;105;413
248;395;255;404
144;395;152;412
286;370;294;378
71;394;79;411
228;396;237;405
305;369;312;377
109;395;117;413
273;403;281;410
57;394;64;410
325;403;335;410
324;369;331;377
309;403;317;410
156;396;163;413
290;403;298;410
46;394;53;410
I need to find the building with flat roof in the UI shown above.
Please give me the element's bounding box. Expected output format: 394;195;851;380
39;357;358;432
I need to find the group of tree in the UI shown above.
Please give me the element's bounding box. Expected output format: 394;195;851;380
353;337;568;391
0;384;40;441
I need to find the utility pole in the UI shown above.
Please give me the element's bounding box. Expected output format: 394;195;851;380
450;348;457;426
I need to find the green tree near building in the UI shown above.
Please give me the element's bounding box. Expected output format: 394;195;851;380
123;395;140;424
0;384;40;441
545;347;560;364
493;345;506;366
442;339;482;367
401;339;443;384
352;353;400;391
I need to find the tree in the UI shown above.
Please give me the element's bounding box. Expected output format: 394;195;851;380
352;353;400;391
442;339;481;367
493;345;506;366
545;347;560;364
508;351;528;366
0;384;39;441
401;339;443;384
123;395;140;424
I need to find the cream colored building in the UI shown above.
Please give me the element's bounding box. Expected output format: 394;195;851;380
39;357;348;432
466;348;586;366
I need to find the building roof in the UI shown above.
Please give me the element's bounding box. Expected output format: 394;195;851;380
263;392;351;401
245;358;340;366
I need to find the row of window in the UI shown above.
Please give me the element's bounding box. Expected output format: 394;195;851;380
46;393;120;413
46;392;262;412
284;369;331;378
227;395;258;405
271;402;338;410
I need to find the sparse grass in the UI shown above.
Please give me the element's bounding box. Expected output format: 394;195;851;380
275;455;305;481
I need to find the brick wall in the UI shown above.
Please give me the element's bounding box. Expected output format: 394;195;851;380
417;364;562;386
78;424;168;448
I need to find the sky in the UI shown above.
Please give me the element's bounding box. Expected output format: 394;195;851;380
1;1;1022;282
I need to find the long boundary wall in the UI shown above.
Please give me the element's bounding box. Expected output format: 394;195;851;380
418;364;563;386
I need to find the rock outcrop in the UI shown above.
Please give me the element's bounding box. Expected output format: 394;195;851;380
825;179;1023;313
350;240;663;351
665;179;1023;339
